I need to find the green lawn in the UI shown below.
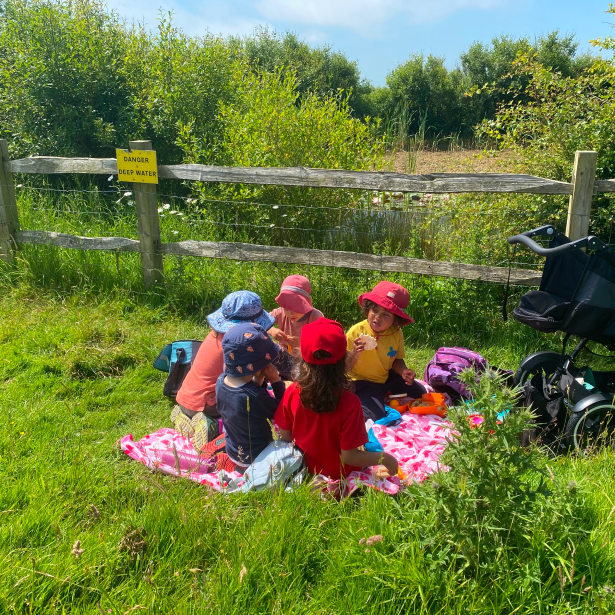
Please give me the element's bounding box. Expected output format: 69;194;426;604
2;282;615;614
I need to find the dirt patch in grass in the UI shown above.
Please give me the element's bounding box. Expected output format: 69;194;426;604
389;149;522;174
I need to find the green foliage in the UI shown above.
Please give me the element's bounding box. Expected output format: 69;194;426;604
417;370;563;574
128;14;241;164
234;27;374;119
218;69;383;171
462;32;596;130
380;53;464;138
0;0;132;157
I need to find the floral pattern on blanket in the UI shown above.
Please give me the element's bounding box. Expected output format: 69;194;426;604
120;413;451;496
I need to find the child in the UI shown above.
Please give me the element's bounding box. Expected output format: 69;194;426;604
268;275;324;380
173;291;275;449
275;317;398;480
346;281;426;422
214;322;286;471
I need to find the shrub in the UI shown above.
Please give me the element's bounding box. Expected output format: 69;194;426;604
0;0;132;158
402;369;587;580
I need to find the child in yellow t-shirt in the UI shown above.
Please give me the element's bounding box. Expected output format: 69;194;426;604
346;281;426;421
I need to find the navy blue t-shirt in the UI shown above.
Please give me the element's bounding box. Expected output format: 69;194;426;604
215;375;286;465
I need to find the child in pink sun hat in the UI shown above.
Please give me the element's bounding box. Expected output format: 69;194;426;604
346;280;426;422
268;274;324;380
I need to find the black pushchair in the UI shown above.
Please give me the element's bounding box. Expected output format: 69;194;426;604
507;224;615;451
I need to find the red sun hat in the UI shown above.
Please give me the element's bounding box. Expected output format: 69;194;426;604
358;281;414;325
275;274;313;314
300;317;347;365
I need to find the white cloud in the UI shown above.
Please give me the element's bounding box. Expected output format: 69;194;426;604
256;0;505;36
106;0;265;37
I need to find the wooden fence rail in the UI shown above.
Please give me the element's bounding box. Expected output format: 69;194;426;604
0;143;603;288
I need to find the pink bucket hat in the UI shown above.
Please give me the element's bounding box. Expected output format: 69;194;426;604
275;275;313;314
358;281;414;325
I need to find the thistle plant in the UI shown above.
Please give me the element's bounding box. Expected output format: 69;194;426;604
418;367;558;574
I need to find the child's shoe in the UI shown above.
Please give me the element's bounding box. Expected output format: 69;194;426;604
170;405;194;437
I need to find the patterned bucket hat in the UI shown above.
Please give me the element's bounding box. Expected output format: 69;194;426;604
221;323;280;376
207;291;275;334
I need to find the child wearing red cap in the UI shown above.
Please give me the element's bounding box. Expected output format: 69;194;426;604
346;281;426;422
268;275;324;380
274;317;398;480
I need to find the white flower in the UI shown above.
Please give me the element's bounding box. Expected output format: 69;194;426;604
172;230;179;234
107;175;113;181
177;212;184;216
127;201;133;205
16;184;23;188
124;191;132;197
170;210;178;215
273;205;279;210
282;214;287;218
269;224;275;228
163;204;171;210
160;214;165;217
158;208;163;213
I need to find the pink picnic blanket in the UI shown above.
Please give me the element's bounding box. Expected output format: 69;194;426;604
120;413;451;497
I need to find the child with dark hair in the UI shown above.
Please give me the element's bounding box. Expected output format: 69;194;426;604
346;281;426;422
274;317;398;480
267;274;324;380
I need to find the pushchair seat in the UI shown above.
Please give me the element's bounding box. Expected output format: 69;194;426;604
513;291;570;333
507;225;615;349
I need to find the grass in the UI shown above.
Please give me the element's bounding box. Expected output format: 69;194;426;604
2;279;615;614
3;184;615;613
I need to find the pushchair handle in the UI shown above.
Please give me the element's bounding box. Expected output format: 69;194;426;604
507;230;607;256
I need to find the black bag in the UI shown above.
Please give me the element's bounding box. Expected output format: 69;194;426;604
153;340;202;399
520;373;567;449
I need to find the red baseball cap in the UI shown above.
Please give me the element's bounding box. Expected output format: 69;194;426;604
358;281;414;325
275;275;313;314
300;317;347;365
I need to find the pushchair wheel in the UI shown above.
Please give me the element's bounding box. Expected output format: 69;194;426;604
513;351;565;387
565;401;615;451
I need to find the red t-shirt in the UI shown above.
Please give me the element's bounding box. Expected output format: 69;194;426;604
176;330;223;412
274;383;368;479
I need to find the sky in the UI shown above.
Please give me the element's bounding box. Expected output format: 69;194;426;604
104;0;614;86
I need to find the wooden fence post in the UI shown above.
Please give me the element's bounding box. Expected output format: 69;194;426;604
0;139;20;264
565;151;597;241
129;139;164;288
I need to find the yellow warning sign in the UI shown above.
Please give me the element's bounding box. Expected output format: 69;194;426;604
116;148;158;184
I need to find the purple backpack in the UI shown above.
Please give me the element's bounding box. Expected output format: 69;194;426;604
423;347;488;399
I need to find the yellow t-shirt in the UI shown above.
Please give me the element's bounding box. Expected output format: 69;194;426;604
346;320;405;384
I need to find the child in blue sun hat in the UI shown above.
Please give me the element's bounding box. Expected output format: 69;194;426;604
211;322;286;472
207;290;275;333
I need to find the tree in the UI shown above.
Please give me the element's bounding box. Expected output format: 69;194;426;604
234;27;374;119
382;53;463;137
461;32;597;130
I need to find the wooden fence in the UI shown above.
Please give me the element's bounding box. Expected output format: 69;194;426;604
0;140;605;289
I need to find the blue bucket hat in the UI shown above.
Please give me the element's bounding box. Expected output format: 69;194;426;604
222;323;280;376
207;291;275;334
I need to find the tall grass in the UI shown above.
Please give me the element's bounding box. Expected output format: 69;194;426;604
3;177;615;613
1;283;615;613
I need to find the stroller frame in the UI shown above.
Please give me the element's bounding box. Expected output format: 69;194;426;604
508;225;615;451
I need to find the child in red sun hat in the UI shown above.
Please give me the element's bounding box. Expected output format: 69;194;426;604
346;281;426;422
267;274;324;380
275;317;398;480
